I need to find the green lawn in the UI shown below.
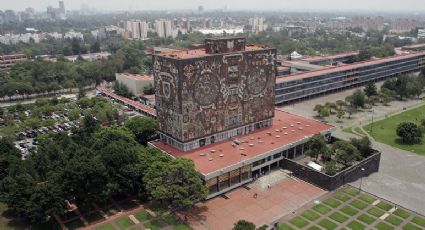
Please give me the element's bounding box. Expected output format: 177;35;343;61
403;223;423;230
278;223;294;230
313;204;331;214
384;215;403;226
334;193;351;202
343;187;360;196
318;219;338;230
289;216;309;228
302;210;320;221
357;214;376;225
323;198;342;208
363;103;425;155
96;224;116;230
367;207;385;218
394;209;411;219
377;201;393;211
411;216;425;227
350;200;368;210
359;194;376;204
375;222;394;230
134;210;150;222
329;212;349;223
347;221;366;230
116;217;135;229
340;206;359;216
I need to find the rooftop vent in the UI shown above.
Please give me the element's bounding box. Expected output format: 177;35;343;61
275;129;280;132
290;124;294;127
284;132;289;135
219;154;224;157
306;124;310;127
241;153;247;156
276;135;281;138
250;137;254;140
200;153;206;156
283;127;287;129
297;122;302;125
299;127;303;130
258;140;264;143
240;147;245;150
291;130;296;132
234;140;242;145
249;143;254;147
208;157;213;161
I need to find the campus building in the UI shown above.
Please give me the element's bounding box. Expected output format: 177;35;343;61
275;51;425;105
115;73;154;96
0;54;27;71
150;37;335;198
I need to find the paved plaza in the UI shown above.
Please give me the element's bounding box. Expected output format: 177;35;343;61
185;171;327;230
278;86;425;215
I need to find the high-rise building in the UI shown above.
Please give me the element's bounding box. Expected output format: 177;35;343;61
125;20;148;40
152;37;276;152
249;17;267;34
418;29;425;39
155;19;174;38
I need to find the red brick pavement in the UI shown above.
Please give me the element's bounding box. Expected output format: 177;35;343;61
186;178;327;230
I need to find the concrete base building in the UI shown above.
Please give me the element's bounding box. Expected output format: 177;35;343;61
115;73;154;96
0;54;27;71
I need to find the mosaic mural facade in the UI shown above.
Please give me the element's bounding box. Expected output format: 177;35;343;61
154;38;276;151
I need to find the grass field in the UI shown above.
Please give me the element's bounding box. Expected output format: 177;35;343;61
278;186;425;230
363;104;425;155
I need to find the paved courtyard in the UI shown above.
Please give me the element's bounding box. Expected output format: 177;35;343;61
185;171;327;230
278;86;425;215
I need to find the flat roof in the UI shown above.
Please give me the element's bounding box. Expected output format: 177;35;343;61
151;110;334;176
116;73;154;81
97;87;156;117
300;51;359;62
155;45;270;59
402;43;425;49
276;51;425;84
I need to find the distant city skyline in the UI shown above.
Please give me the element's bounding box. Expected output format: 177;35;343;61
2;0;425;12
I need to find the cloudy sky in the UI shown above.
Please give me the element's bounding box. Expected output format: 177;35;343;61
3;0;425;12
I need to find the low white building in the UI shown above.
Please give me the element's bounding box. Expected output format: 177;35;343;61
115;73;154;96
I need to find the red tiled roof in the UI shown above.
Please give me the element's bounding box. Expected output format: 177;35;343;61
151;110;334;176
97;87;156;117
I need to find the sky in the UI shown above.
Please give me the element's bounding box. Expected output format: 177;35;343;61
2;0;425;12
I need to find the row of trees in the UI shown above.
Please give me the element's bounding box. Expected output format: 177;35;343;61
314;74;425;120
305;134;374;175
0;115;207;224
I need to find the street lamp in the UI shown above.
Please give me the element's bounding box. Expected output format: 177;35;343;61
369;109;374;133
359;167;365;193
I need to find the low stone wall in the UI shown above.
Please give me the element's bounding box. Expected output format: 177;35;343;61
280;152;381;190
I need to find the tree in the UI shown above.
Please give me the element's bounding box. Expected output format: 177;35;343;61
332;141;361;166
350;137;374;158
124;117;158;145
324;160;338;176
395;76;409;100
313;104;324;117
233;220;256;230
143;158;208;211
336;100;346;110
396;122;423;144
364;82;378;98
348;90;366;108
358;49;372;61
305;134;328;160
319;108;330;118
336;110;345;120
